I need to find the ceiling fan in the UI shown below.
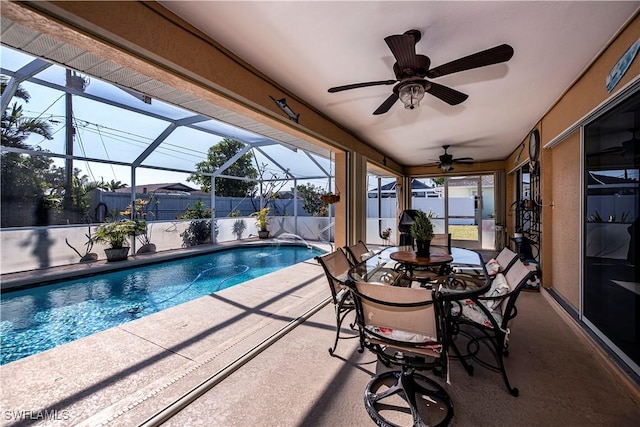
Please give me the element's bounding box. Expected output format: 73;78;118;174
434;145;474;172
328;29;514;115
588;129;639;161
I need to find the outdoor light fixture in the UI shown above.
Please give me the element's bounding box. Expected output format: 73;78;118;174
270;96;299;123
398;82;425;110
440;163;454;173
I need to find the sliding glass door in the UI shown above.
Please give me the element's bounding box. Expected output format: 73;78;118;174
583;90;639;375
411;174;496;250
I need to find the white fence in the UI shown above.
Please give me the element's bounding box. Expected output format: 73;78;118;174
0;216;334;275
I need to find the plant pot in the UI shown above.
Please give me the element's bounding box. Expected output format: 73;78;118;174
104;247;129;262
80;253;98;263
258;230;270;239
136;243;156;255
415;240;431;258
320;194;340;204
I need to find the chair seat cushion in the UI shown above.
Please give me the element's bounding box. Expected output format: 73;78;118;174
365;325;442;352
483;273;510;310
452;300;504;328
452;273;508;327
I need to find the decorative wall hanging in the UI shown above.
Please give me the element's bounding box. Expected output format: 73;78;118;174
606;38;639;93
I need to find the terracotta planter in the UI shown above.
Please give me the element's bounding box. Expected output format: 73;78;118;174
104;247;129;262
320;194;340;204
80;253;98;263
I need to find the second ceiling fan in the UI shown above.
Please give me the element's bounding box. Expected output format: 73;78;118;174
434;145;474;172
328;29;514;115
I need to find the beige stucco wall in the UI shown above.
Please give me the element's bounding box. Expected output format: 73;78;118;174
547;131;581;308
502;13;639;309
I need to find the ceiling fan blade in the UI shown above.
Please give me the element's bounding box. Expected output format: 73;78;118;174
453;157;474;162
328;80;397;93
426;82;468;105
385;33;418;71
427;44;514;78
373;93;399;115
453;160;474;165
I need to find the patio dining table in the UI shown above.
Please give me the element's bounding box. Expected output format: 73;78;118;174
348;245;491;300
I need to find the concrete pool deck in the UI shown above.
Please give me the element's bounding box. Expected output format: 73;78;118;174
1;243;639;426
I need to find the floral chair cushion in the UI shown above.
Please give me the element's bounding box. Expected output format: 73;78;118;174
485;258;501;276
451;273;509;328
483;273;510;311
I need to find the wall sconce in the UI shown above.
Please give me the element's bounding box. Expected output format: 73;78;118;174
270;96;299;123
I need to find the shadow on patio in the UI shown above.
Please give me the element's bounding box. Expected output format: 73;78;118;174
161;290;640;426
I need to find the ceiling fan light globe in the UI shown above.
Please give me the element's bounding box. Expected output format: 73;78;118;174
399;83;425;110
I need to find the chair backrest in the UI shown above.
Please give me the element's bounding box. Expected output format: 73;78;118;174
431;233;452;254
315;250;352;304
344;240;370;266
354;281;439;338
495;247;519;273
499;258;537;326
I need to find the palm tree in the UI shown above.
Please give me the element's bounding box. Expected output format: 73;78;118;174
1;78;55;226
105;179;128;192
1;78;52;146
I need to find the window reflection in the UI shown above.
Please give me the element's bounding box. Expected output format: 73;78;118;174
583;90;639;375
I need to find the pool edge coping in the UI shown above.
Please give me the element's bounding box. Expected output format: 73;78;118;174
1;239;332;291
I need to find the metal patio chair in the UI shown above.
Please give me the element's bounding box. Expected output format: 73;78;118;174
315;249;357;356
347;279;454;426
451;258;536;396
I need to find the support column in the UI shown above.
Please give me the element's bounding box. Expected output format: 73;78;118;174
334;151;348;248
347;152;367;246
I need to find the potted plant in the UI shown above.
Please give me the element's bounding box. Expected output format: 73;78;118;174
251;207;271;239
410;210;434;257
65;223;98;263
320;192;340;204
121;197;158;254
233;218;247;240
91;219;145;262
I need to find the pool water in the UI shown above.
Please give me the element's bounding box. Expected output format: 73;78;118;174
0;245;325;365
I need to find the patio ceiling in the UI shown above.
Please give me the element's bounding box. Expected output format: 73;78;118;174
158;1;639;167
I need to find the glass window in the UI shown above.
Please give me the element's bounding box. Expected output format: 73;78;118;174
583;90;639;376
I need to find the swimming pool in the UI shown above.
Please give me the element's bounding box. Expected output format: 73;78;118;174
0;244;325;365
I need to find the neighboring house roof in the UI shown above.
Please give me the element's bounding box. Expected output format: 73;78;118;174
113;183;203;195
588;172;638;186
374;178;433;192
447;175;495;187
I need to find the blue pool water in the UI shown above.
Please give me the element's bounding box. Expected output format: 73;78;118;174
0;244;325;365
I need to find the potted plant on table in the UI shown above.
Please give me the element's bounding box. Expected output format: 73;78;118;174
251;207;271;239
410;210;434;257
91;219;146;262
